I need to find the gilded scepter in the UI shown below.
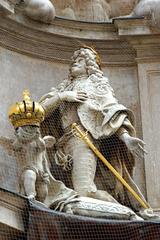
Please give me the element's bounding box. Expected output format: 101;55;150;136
72;123;150;209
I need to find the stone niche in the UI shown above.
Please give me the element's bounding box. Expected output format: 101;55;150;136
0;10;160;216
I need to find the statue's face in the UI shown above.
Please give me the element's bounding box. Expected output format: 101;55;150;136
70;56;87;78
15;126;40;143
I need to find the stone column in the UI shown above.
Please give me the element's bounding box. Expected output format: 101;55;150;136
134;39;160;209
115;18;160;209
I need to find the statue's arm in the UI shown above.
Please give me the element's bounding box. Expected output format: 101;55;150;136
117;127;146;160
40;90;88;115
40;92;63;116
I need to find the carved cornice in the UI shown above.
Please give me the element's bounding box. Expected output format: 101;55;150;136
113;17;160;63
0;14;160;65
127;36;160;63
0;14;136;66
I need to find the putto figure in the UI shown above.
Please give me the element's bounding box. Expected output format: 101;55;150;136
40;47;157;219
8;90;76;204
14;125;56;201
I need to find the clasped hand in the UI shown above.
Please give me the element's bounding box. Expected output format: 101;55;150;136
59;91;88;103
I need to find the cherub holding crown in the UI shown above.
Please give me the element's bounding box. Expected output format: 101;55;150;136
8;90;76;203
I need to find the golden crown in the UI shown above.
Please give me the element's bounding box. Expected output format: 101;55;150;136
8;90;45;129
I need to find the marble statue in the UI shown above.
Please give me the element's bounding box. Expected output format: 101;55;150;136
51;0;160;28
17;0;56;23
110;0;160;29
130;0;160;28
52;0;111;22
7;0;160;27
8;90;145;221
5;0;160;26
108;0;138;18
39;47;160;220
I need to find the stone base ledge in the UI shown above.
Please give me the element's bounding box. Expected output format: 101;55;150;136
0;188;28;237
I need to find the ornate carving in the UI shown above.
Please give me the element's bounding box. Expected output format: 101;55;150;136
61;197;144;220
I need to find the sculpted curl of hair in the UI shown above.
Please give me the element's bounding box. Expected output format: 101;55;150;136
58;48;114;93
71;48;103;78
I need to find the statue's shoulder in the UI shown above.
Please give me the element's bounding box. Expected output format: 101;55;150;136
89;74;109;83
39;78;72;103
57;79;71;91
39;88;58;103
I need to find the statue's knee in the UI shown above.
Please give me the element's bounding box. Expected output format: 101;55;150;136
24;169;36;182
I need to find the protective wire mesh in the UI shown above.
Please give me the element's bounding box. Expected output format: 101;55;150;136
0;26;160;240
1;86;160;239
